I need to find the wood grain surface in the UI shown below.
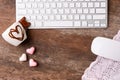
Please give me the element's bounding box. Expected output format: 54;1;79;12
0;0;120;80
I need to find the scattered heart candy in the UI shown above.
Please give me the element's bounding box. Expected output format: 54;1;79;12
19;47;38;67
29;59;38;67
26;47;35;55
19;53;27;62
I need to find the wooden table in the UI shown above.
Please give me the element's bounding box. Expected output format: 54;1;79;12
0;0;120;80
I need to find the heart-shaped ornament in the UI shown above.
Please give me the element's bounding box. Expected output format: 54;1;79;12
29;59;37;67
9;25;24;41
19;53;27;62
26;47;35;55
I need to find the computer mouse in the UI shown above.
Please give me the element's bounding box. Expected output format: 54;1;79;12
91;37;120;61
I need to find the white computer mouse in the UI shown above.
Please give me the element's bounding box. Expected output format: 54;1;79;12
91;37;120;61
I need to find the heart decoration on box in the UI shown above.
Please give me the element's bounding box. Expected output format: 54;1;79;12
8;25;24;41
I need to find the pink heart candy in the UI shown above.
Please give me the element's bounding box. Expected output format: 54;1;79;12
29;59;37;67
26;47;35;55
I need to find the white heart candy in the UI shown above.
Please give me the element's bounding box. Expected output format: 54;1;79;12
19;53;27;62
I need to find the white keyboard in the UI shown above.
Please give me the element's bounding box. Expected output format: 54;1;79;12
16;0;108;29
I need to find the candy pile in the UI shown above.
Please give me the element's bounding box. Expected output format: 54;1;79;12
19;46;38;67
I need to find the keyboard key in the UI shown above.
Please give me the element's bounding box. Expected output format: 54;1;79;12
32;3;37;8
26;3;32;8
82;21;87;26
34;10;39;14
71;9;76;13
49;15;55;20
96;9;106;13
88;2;93;7
83;9;89;13
27;9;33;14
35;21;42;27
55;15;61;20
68;15;73;20
82;2;87;7
30;0;34;2
44;21;73;27
101;2;106;7
23;0;28;2
58;9;64;14
88;24;94;27
74;15;80;20
93;15;105;19
37;16;42;20
46;9;51;14
63;3;69;7
18;3;25;9
17;0;22;2
45;3;50;8
87;15;92;19
40;9;45;14
51;3;56;8
95;21;100;24
76;3;81;7
80;15;86;19
69;3;75;7
18;10;27;14
95;23;100;27
94;2;100;7
77;9;82;13
74;21;81;27
62;15;67;20
57;3;62;8
65;9;70;14
101;24;106;27
38;3;44;8
90;9;95;13
36;0;40;2
43;15;49;20
31;16;36;20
